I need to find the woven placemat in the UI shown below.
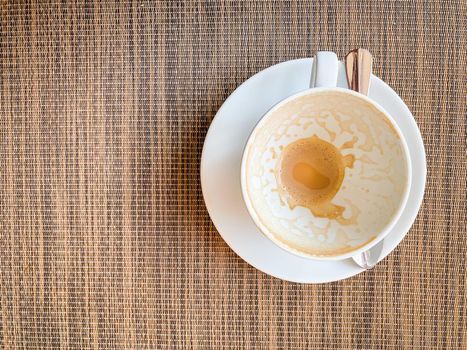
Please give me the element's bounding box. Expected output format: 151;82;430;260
1;1;465;349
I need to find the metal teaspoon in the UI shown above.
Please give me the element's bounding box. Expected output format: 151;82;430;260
344;48;384;269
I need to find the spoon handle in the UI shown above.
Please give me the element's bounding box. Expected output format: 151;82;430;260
345;48;373;96
345;48;380;270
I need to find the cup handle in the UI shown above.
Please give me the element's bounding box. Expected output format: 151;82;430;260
310;51;338;88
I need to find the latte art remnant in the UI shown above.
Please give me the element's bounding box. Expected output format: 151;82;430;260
277;135;355;221
242;91;410;257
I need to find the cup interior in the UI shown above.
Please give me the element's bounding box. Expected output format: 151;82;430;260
241;88;411;260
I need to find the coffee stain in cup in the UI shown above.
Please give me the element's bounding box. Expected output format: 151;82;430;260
277;135;357;223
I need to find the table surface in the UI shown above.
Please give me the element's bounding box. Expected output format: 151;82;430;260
1;1;465;349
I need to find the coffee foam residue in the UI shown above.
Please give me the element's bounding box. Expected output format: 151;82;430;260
244;91;409;257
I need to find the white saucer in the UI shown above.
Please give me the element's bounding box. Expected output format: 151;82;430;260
201;58;426;283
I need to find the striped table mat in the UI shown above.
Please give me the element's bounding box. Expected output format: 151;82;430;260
1;1;465;349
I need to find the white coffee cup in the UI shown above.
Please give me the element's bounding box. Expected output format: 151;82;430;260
240;52;411;260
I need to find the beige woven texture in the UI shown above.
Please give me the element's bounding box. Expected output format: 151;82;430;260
1;1;465;349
